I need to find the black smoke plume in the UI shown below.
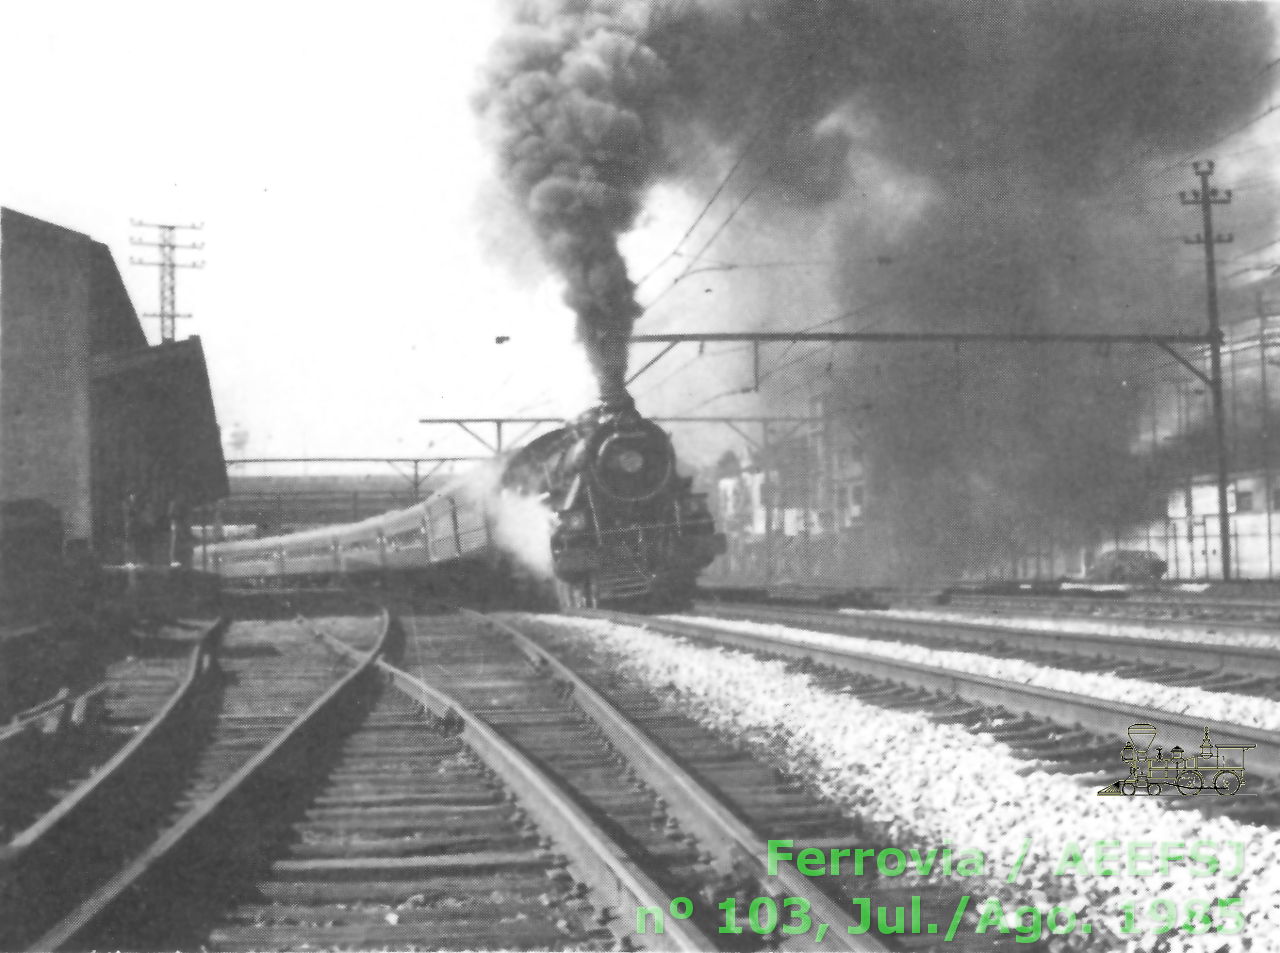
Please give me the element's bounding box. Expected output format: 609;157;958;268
477;0;671;408
638;0;1275;575
482;0;1276;576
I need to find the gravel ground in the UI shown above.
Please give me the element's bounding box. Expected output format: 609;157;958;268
669;614;1280;733
528;614;1279;953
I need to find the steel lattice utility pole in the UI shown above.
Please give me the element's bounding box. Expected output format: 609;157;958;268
1180;160;1234;580
130;220;205;343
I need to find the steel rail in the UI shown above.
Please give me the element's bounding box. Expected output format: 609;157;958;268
884;587;1280;622
33;608;390;952
322;621;715;952
697;601;1280;680
709;583;1280;626
476;611;888;952
936;591;1280;630
588;611;1280;783
0;617;228;951
958;589;1280;611
632;330;1213;344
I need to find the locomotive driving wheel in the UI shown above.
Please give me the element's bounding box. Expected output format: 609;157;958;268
1176;771;1204;796
1213;771;1241;796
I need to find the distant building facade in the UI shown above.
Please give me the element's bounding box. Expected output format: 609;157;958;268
705;394;895;588
1122;291;1280;580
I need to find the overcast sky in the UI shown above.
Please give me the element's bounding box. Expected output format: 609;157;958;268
0;1;742;467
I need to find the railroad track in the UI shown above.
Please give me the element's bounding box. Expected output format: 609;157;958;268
695;601;1280;696
538;610;1280;946
391;607;880;951
199;686;604;952
602;610;1279;826
1;608;384;951
502;614;1043;953
196;610;714;953
29;597;1270;950
710;581;1280;628
1;616;227;949
35;602;945;951
900;588;1280;626
0;618;226;845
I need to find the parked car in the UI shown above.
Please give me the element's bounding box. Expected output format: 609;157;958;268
1087;549;1168;583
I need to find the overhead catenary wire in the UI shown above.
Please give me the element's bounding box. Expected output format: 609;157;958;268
632;67;814;291
537;34;1280;448
639;179;767;314
1162;103;1280;176
662;306;905;417
632;133;771;290
633;343;756;404
1079;58;1280;219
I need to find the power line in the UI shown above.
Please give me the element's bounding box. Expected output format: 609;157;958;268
1227;234;1280;260
1099;59;1280;196
1221;176;1280;194
1224;263;1280;281
634;343;755;403
633;129;770;289
633;352;706;400
632;72;814;293
639;181;766;313
668;309;907;413
1148;101;1280;185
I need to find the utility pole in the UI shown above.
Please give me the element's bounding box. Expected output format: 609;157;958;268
130;220;205;343
1259;298;1273;579
1180;160;1234;580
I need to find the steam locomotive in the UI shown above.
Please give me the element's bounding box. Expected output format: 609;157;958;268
504;402;724;607
204;402;724;609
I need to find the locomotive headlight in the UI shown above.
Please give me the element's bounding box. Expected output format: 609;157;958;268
613;449;645;474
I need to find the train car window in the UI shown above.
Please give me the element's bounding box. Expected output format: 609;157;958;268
388;529;419;547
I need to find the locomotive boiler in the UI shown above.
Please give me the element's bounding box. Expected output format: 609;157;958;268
503;401;725;608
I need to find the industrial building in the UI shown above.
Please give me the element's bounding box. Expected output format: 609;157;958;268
0;208;226;589
1120;300;1280;581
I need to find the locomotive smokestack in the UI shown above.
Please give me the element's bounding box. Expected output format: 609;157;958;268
595;326;633;412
